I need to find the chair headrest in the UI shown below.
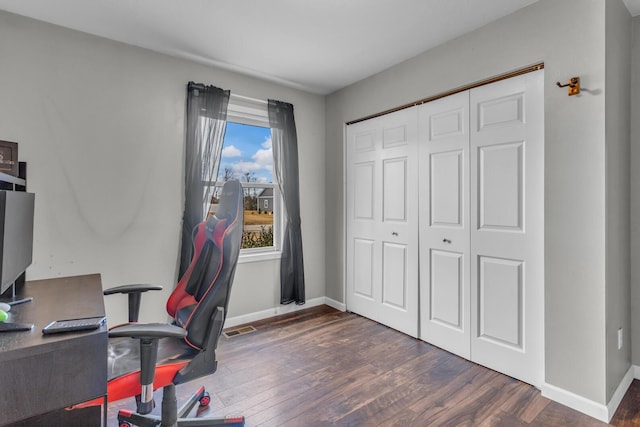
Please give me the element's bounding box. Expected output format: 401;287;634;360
214;180;242;222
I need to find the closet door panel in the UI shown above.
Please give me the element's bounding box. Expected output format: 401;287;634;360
418;91;471;359
382;242;408;310
346;108;419;337
383;158;408;222
478;255;524;348
353;238;375;299
431;150;463;227
430;250;464;330
478;141;524;231
470;70;544;387
353;162;375;221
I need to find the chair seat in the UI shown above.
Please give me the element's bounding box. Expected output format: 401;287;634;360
108;335;198;381
106;334;200;403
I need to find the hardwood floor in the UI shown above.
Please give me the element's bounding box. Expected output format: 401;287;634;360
108;305;638;426
612;380;640;427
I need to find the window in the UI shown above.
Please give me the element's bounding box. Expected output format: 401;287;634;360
205;95;281;260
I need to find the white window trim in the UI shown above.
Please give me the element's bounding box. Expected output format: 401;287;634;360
222;94;283;262
227;93;270;127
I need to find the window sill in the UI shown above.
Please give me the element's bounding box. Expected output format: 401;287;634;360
238;250;282;264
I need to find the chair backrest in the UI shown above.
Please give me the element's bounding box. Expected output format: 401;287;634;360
166;180;244;350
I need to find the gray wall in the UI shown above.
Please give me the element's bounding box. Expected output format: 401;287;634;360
0;10;326;324
631;16;640;368
605;0;632;402
326;0;623;404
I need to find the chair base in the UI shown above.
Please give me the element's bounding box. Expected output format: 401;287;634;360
117;384;245;427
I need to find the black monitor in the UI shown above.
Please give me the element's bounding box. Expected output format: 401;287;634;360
0;191;34;296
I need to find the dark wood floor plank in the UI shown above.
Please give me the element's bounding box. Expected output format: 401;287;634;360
478;411;530;427
253;364;389;426
108;305;637;426
531;401;608;426
405;367;504;425
506;385;551;424
423;374;521;426
612;379;640;427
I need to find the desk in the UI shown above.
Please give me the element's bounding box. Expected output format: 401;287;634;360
0;274;107;426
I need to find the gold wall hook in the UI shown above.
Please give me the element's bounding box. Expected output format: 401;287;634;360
556;77;580;96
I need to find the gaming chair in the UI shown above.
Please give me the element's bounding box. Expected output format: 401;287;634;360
96;180;245;427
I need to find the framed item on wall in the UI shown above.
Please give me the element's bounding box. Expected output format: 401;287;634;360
0;140;18;176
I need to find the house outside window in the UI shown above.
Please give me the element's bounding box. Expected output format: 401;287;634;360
258;187;274;213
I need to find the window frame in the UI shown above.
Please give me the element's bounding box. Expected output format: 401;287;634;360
210;95;283;263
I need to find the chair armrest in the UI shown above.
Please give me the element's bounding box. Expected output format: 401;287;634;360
103;284;163;323
103;284;163;295
108;323;186;340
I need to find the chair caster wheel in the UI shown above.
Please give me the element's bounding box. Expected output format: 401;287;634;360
199;391;211;407
119;422;132;427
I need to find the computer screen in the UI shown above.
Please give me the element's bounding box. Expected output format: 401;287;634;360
0;191;35;295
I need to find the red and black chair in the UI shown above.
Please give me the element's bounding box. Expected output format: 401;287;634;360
96;180;245;426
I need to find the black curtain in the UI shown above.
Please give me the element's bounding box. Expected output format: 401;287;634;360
180;82;230;277
268;100;305;305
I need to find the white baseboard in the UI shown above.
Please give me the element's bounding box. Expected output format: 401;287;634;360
606;366;635;421
541;383;609;422
324;296;346;312
225;296;346;328
634;364;640;379
542;365;635;423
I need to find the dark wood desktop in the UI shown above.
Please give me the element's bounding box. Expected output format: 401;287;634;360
0;274;107;426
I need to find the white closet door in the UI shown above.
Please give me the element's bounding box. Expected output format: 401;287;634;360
469;70;544;386
418;91;471;358
346;108;419;337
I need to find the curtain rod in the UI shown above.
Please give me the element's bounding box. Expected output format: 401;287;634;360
346;62;544;125
187;81;206;91
230;93;268;105
187;82;268;105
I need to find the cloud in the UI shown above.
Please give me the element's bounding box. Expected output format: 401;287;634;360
252;136;273;170
224;136;274;182
253;149;272;168
230;137;273;176
221;145;241;158
231;161;262;175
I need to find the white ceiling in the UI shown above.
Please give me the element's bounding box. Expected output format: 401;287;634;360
0;0;639;95
624;0;640;15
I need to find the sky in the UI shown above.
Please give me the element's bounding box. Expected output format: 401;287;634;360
218;122;273;183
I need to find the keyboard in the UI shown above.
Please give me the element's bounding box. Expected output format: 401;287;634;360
42;316;106;335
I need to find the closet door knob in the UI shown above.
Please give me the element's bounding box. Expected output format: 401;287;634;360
443;238;452;244
392;232;398;236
